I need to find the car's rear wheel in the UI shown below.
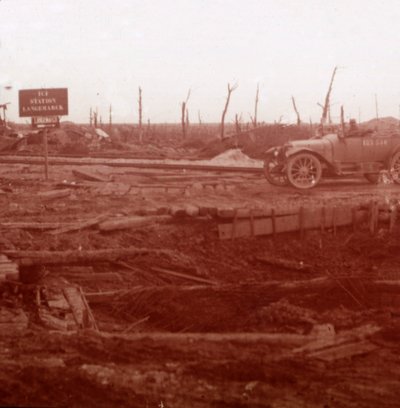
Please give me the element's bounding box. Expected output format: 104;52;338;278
263;156;288;186
286;153;322;189
365;174;380;184
390;151;400;184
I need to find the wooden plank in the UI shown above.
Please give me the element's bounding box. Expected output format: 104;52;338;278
256;256;312;272
98;215;171;232
0;222;76;230
72;169;109;182
78;286;99;331
274;214;300;233
217;207;298;219
97;331;312;347
0;155;264;173
38;189;71;200
0;265;19;273
122;316;150;333
151;266;218;285
307;340;378;361
61;272;123;282
85;290;125;304
49;214;109;235
218;217;273;239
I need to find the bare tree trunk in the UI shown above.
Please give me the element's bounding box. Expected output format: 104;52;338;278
291;96;301;125
109;104;112;135
181;89;191;139
89;107;93;127
181;102;186;138
198;110;202;126
138;87;143;143
234;113;242;134
340;105;345;136
220;82;238;139
147;118;151;136
94;108;98;128
252;83;259;128
1;105;6;126
321;66;337;125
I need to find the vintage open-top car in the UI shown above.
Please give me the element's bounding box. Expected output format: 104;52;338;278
264;122;400;189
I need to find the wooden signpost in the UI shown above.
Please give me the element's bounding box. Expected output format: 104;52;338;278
19;88;68;180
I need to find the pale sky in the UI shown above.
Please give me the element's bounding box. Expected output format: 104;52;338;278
1;0;400;124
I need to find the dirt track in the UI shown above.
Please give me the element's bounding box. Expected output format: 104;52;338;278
1;157;400;407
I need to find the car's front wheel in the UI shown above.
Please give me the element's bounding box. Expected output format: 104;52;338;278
286;153;322;189
263;156;288;186
390;151;400;184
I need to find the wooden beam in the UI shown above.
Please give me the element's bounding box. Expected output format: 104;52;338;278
98;215;171;232
3;247;173;267
151;266;218;285
0;156;263;174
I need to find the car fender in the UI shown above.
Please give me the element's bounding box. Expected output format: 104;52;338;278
285;148;331;168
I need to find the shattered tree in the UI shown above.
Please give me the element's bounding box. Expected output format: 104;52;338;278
220;82;238;139
181;89;191;139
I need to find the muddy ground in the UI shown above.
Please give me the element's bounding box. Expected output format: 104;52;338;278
1;154;400;408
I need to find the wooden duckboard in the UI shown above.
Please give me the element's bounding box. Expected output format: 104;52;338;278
218;206;363;239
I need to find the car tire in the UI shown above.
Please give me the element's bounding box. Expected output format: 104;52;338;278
364;174;380;184
286;153;322;189
263;156;288;186
390;151;400;184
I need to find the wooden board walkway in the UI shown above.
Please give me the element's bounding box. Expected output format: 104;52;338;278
218;205;369;239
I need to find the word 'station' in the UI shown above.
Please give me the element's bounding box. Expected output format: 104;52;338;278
19;88;68;117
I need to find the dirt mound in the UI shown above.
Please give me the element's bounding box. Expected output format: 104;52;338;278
361;117;400;136
208;148;262;167
199;124;313;159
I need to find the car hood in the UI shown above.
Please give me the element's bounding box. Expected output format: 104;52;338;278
286;138;331;149
265;134;337;156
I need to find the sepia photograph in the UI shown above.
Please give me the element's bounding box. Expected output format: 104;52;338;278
1;0;400;406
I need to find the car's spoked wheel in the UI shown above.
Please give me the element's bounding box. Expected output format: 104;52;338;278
390;151;400;184
263;157;288;186
286;153;322;189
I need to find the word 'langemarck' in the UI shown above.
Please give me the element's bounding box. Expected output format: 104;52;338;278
22;98;64;114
